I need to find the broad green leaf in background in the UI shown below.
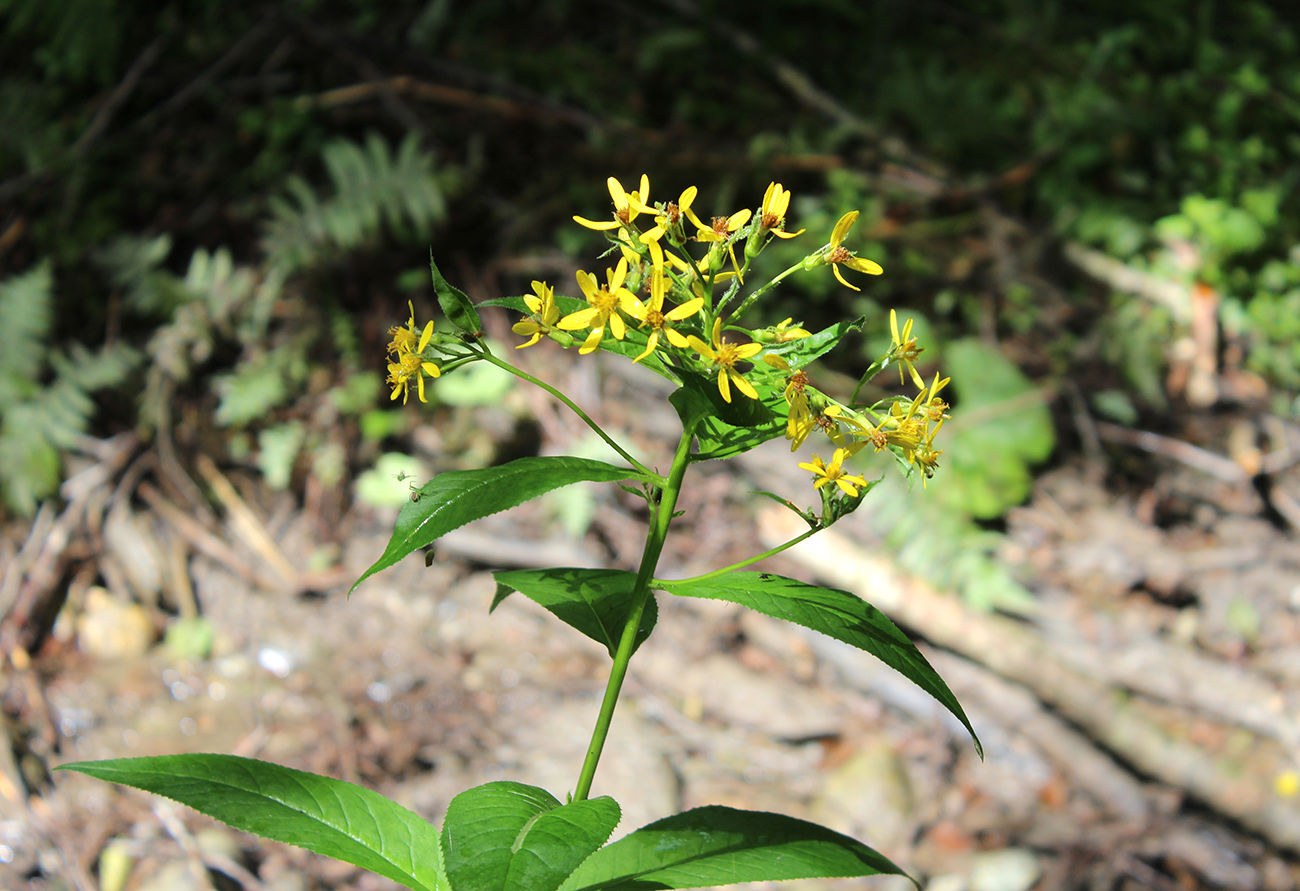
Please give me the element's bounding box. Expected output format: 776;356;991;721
934;338;1054;519
492;568;657;658
57;755;446;891
558;806;910;891
352;457;646;594
430;252;482;334
441;782;620;891
658;572;980;757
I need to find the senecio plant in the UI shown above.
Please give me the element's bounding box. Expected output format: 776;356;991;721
62;177;979;891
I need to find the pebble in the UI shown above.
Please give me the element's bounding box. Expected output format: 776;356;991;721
969;848;1041;891
75;587;154;659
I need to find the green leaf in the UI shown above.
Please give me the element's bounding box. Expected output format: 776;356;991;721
559;806;910;891
430;252;482;334
492;568;657;658
442;782;620;891
677;369;774;429
352;457;644;594
57;755;446;891
765;316;866;368
658;572;980;757
938;339;1054;519
685;379;788;462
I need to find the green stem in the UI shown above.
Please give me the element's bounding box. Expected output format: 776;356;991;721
479;351;660;482
653;525;822;587
572;417;697;801
729;260;805;322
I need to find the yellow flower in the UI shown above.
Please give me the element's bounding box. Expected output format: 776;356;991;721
688;317;763;403
640;185;705;246
574;175;651;231
758;183;805;239
921;372;951;422
764;354;816;449
512;280;561;349
889;308;927;389
798;448;869;497
691;208;752;280
825;211;883;291
386;301;421;357
625;269;703;362
556;257;641;355
386;316;440;403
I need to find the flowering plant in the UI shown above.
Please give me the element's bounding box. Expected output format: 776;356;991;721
61;177;977;890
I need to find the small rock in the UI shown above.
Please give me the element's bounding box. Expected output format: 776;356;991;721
809;740;914;854
969;848;1041;891
75;587;153;659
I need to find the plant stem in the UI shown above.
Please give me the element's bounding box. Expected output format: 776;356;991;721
572;416;698;801
653;524;822;587
479;351;660;482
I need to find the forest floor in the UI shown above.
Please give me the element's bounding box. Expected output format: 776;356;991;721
3;344;1300;891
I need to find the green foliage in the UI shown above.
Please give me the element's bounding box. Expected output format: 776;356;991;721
560;806;909;890
56;755;447;891
352;457;649;594
0;264;136;515
264;133;453;274
492;569;658;658
658;571;979;756
441;783;619;891
936;339;1054;520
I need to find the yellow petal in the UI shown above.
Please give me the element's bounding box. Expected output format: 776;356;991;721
830;211;859;248
844;256;884;276
558;308;599;330
574;216;620;230
730;371;758;401
832;263;861;291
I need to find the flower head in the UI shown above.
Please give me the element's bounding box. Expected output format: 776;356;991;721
889;309;927;389
798;448;870;497
640;185;705;247
758;183;805;239
386;314;440;403
625;269;704;362
574;175;651;231
556;257;641;354
687;317;763;403
691;208;752;280
512;280;561;349
825;211;883;291
386;301;422;357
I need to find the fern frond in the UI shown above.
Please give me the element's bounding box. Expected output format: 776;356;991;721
0;262;53;403
262;132;450;273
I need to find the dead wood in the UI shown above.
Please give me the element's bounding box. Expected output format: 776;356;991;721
757;507;1300;855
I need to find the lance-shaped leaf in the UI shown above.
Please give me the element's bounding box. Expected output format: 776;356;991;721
353;457;645;594
57;754;446;891
492;568;656;658
442;782;620;891
430;251;482;334
657;572;980;756
559;806;910;891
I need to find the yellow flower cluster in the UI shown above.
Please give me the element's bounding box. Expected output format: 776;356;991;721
506;175;945;493
386;302;441;404
516;175;884;405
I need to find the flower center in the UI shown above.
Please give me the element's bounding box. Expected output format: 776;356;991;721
646;309;667;329
591;287;619;315
828;246;851;264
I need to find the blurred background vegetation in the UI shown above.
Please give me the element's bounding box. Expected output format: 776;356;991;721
2;0;1297;608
